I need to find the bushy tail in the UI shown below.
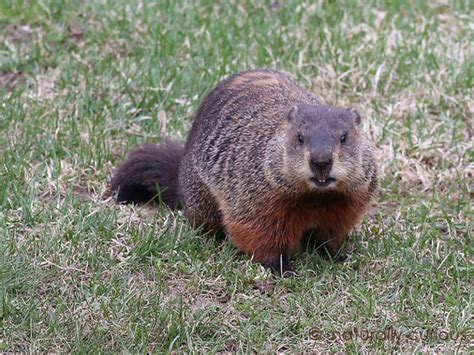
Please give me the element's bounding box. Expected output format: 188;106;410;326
111;139;184;208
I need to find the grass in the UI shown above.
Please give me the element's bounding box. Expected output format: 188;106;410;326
1;0;472;352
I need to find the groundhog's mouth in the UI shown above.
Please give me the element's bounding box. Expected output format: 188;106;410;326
311;177;336;188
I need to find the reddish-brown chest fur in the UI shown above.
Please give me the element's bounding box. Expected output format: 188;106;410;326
225;189;371;264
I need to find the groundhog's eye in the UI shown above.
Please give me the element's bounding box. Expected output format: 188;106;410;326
297;133;304;144
340;134;347;145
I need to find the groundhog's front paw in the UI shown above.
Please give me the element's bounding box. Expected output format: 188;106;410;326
261;254;296;277
319;243;348;262
301;231;349;262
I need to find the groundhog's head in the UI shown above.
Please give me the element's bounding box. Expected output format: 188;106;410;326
283;104;370;193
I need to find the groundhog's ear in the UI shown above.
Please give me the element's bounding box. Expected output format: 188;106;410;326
349;109;361;125
287;105;298;122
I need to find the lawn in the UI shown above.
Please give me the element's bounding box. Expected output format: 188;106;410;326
1;0;472;352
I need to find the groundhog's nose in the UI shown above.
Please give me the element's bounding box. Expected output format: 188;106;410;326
310;153;333;176
312;158;332;167
310;155;332;168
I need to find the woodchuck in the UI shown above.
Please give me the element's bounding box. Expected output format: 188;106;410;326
111;69;377;276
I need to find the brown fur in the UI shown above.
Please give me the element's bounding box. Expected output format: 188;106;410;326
111;69;377;276
228;71;281;89
225;189;371;265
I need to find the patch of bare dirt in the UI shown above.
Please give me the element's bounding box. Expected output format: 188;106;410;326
34;67;61;100
0;71;24;91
